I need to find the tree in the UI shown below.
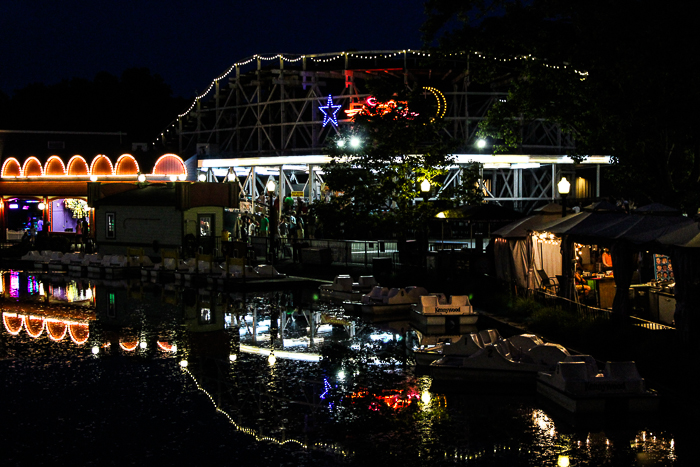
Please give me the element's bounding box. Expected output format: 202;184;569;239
314;82;482;240
423;0;700;214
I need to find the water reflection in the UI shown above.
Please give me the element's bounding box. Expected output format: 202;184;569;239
0;270;681;466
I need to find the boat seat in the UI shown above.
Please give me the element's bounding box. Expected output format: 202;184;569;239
358;276;378;288
494;339;512;359
525;343;570;370
450;295;469;307
334;276;354;291
507;334;544;356
556;361;591;382
564;355;600;378
479;329;501;346
421;295;439;307
603;361;642;381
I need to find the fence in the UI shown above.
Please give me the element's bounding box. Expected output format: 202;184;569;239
534;289;675;332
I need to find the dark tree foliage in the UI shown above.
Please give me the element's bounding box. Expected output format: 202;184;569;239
2;68;187;147
313;81;483;240
423;0;700;213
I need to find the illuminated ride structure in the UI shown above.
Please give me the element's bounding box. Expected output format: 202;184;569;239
161;50;610;213
0;153;191;242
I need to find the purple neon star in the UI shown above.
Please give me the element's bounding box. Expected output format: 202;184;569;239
319;94;341;127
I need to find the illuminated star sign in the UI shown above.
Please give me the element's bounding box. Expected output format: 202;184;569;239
319;94;341;127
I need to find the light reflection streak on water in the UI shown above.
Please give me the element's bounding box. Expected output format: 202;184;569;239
180;366;352;459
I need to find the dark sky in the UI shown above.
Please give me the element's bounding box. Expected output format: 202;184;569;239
1;0;428;99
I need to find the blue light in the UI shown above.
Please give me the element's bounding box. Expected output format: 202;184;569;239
319;95;341;127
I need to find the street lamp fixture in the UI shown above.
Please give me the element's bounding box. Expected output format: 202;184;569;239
349;136;361;149
38;202;46;210
420;179;431;193
476;138;487;149
558;177;571;217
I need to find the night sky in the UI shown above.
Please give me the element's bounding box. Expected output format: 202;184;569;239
1;0;428;99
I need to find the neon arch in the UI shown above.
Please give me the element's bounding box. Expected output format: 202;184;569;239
152;154;186;176
67;156;89;176
114;154;140;176
68;323;89;345
1;157;22;178
44;156;67;176
3;312;24;335
46;320;68;341
24;315;45;338
22;156;44;177
90;155;114;176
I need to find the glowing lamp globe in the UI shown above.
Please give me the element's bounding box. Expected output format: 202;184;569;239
557;177;571;195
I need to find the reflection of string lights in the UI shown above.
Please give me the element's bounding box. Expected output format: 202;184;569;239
181;366;351;458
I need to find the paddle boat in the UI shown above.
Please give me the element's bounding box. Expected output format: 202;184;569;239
318;275;378;302
343;286;429;317
428;330;570;390
414;329;542;366
411;293;478;331
536;356;659;413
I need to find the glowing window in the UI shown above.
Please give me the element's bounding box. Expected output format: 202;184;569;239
115;154;139;175
67;156;89;176
90;155;114;176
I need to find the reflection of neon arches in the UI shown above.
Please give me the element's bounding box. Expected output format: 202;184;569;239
24;316;45;338
119;341;139;352
46;320;68;341
3;313;24;335
157;341;176;352
3;311;91;344
68;323;89;345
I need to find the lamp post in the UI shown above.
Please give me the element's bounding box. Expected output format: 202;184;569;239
558;177;570;217
266;179;277;265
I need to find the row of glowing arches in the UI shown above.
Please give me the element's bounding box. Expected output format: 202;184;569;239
2;312;177;352
3;312;89;345
1;154;187;178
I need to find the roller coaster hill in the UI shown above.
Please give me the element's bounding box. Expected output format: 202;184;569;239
161;49;608;213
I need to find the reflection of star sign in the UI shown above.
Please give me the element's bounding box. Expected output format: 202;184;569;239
319;94;341;127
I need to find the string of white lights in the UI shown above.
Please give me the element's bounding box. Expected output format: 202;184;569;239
165;49;587;141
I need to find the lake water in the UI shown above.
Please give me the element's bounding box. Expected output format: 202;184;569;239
0;270;686;466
